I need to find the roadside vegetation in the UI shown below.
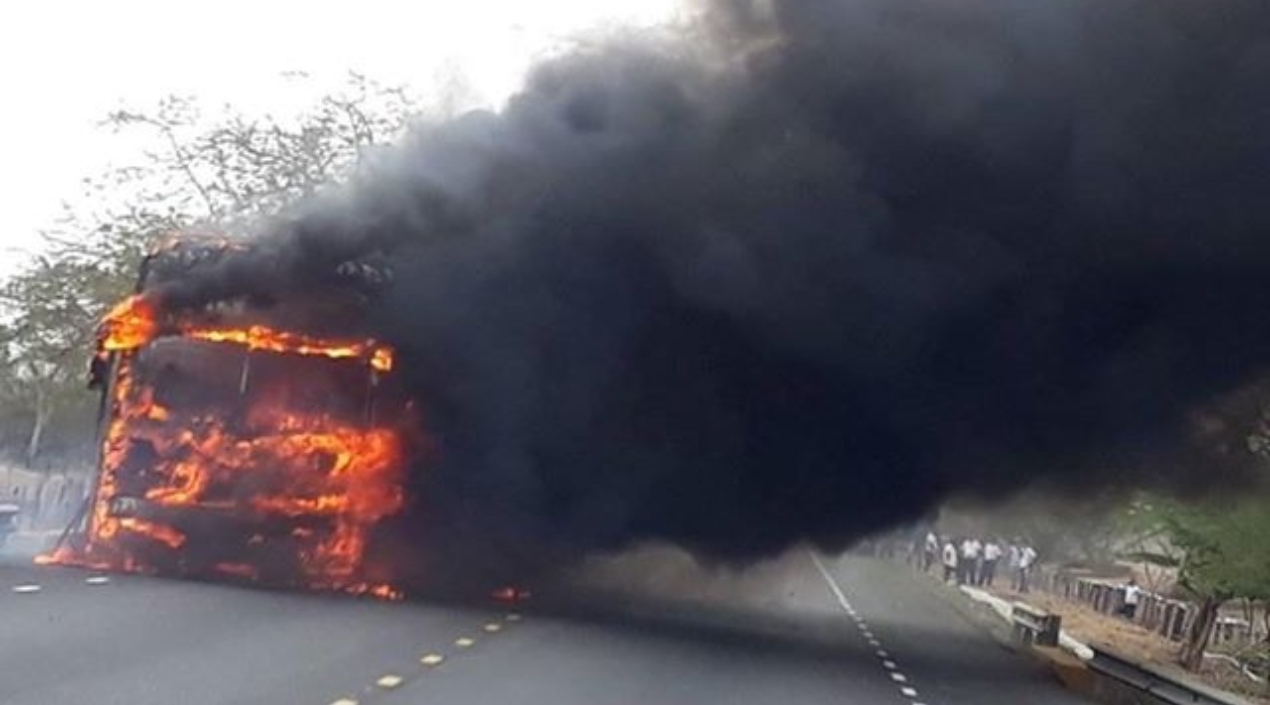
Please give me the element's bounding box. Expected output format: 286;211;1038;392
949;487;1270;697
0;74;429;469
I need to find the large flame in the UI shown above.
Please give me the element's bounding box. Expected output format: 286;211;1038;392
99;296;159;352
98;295;394;371
50;293;406;595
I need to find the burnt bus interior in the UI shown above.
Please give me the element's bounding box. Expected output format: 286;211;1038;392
74;237;410;589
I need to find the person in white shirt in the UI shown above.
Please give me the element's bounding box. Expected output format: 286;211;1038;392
941;540;958;583
981;540;1002;586
960;538;982;585
1016;544;1037;593
923;532;939;573
1120;579;1142;620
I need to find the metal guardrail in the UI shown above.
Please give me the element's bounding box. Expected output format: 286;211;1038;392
1088;647;1251;705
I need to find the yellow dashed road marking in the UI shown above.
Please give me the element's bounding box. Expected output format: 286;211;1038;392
376;674;404;689
332;617;515;701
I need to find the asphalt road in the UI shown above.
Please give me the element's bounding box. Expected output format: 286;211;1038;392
0;546;1089;705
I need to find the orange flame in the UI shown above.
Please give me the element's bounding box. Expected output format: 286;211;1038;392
186;326;394;371
99;296;159;352
48;292;409;596
97;294;394;371
119;517;187;549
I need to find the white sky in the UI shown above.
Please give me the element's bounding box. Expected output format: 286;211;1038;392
0;0;684;276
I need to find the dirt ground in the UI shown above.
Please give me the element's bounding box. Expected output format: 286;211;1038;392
987;585;1270;704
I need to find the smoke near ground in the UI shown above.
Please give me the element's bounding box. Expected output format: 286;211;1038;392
149;0;1270;561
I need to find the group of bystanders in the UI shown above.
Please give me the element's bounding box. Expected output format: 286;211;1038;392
915;531;1037;592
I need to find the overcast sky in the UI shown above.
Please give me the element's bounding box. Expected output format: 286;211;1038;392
0;0;682;276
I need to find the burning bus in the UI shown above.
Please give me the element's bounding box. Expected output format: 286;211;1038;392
44;236;413;596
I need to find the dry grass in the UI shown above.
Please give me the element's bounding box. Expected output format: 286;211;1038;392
993;587;1179;661
987;586;1270;704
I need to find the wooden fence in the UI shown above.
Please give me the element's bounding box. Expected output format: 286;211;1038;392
1031;567;1266;648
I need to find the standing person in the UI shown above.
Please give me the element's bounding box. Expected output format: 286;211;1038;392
1120;579;1141;620
1017;543;1038;593
981;539;1002;587
960;537;982;585
923;531;939;573
1007;541;1022;591
942;539;959;583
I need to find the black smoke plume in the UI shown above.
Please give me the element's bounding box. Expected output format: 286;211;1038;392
151;0;1270;561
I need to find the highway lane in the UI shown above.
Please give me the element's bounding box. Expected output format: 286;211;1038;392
0;548;1089;705
0;560;498;705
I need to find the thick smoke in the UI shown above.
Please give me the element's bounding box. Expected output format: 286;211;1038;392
154;0;1270;560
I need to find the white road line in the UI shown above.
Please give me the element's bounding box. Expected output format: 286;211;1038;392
809;551;929;703
375;674;403;689
809;551;853;613
11;584;40;593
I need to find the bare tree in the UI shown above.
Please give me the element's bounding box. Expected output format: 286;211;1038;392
0;72;444;465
